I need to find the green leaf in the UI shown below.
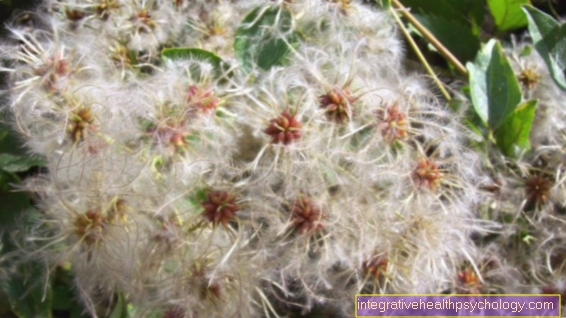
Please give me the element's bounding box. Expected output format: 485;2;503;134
486;42;523;129
2;262;52;318
161;48;222;68
187;187;208;208
466;40;522;130
400;0;483;63
161;48;227;80
0;154;45;173
0;0;11;6
0;123;27;156
376;0;390;9
109;293;129;318
523;5;566;91
494;100;537;157
51;285;72;311
487;0;530;32
234;5;297;72
519;44;533;57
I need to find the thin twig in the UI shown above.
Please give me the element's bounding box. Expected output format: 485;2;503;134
390;7;452;101
391;0;469;77
547;0;560;19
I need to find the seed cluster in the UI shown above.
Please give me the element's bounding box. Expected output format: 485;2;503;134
362;255;388;281
319;87;356;123
201;190;240;227
67;106;95;143
291;197;325;233
377;104;408;142
264;110;303;145
6;0;566;317
412;157;442;190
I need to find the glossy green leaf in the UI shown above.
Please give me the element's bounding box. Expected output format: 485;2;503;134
234;5;297;72
494;100;537;157
486;42;523;129
466;40;522;130
0;154;45;173
487;0;530;32
523;5;566;91
400;0;483;63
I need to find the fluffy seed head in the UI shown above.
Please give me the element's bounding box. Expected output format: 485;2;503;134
319;87;356;123
106;199;128;223
518;68;541;90
291;197;325;233
146;118;189;152
110;43;133;67
186;85;219;114
412;157;442;190
97;0;120;20
65;9;86;22
201;190;240;227
132;10;156;31
74;210;106;246
457;268;481;294
264;110;302;145
525;174;552;206
34;53;71;92
68;106;95;143
376;104;407;142
362;255;388;281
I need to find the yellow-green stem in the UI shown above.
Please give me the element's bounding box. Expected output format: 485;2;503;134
390;7;452;101
391;0;468;78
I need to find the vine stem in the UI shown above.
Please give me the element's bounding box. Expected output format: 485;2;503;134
547;0;560;19
390;6;452;101
391;0;469;78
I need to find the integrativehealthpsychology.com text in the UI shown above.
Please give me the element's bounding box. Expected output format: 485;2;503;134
355;294;561;317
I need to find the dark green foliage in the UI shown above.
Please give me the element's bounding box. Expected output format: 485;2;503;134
234;5;298;72
400;0;483;63
523;5;566;91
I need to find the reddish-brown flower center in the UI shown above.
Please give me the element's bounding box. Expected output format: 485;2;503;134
264;110;302;145
319;87;356;123
412;157;442;190
525;174;552;205
131;9;156;31
186;85;219;114
147;118;189;151
200;190;240;226
377;105;408;142
291;197;324;233
456;268;481;294
362;255;388;281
